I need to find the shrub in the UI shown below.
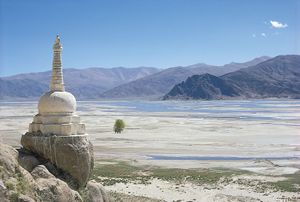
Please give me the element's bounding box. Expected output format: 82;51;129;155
5;181;15;190
114;119;125;133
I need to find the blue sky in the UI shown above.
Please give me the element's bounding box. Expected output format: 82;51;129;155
0;0;299;76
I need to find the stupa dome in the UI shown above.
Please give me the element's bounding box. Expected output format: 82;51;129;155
38;91;76;114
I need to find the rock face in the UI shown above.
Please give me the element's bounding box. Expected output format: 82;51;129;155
0;143;108;202
31;165;83;202
21;133;94;187
0;143;82;202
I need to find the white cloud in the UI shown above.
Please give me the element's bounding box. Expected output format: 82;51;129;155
261;33;266;37
252;34;256;38
270;20;288;29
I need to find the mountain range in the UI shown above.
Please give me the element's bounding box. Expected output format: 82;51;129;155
163;55;300;100
0;67;159;99
1;55;299;100
101;56;270;99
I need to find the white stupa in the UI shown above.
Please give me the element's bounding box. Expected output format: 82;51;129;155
29;35;85;136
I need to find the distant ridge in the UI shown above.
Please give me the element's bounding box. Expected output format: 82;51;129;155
163;55;300;100
101;56;271;98
0;67;159;99
0;56;273;100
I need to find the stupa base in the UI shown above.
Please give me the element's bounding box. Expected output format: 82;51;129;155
21;132;94;187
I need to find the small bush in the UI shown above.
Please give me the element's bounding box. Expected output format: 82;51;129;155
5;181;15;190
114;119;125;133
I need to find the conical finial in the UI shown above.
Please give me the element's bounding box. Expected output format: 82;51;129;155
53;35;62;51
50;35;65;91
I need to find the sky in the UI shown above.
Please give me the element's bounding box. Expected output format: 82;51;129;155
0;0;299;76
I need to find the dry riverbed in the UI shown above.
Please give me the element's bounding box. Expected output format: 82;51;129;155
0;100;300;201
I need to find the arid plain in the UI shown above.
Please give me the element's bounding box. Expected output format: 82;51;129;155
1;100;299;201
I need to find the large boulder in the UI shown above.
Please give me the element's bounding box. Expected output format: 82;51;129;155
21;132;94;187
31;165;82;202
86;180;109;202
0;143;86;202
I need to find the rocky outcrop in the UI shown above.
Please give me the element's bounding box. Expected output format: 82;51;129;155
31;165;83;202
163;74;239;100
86;180;109;202
21;133;94;187
0;143;108;202
0;143;82;201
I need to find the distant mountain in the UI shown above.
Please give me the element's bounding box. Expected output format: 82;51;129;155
223;55;300;98
163;55;300;100
101;56;271;98
163;74;239;100
0;67;159;99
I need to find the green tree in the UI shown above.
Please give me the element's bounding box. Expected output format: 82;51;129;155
114;119;125;133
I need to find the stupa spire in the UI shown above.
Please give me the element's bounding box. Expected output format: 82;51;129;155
50;35;65;91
